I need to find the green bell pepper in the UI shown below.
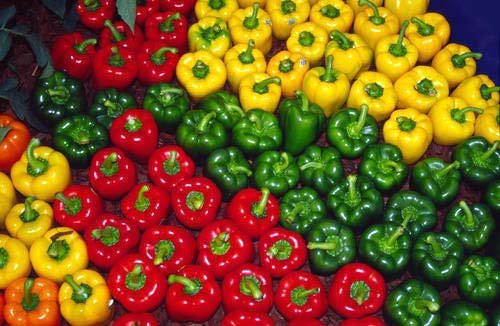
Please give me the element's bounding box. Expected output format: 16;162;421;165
88;88;137;129
296;144;344;195
52;114;109;168
490;305;500;326
306;218;356;275
231;109;282;157
326;174;383;230
32;70;86;127
440;300;488;326
252;150;299;197
458;254;500;306
483;179;500;215
143;82;190;133
384;190;437;239
443;200;495;252
198;90;245;130
279;187;326;235
411;157;461;207
278;90;326;156
326;104;379;159
384;279;441;326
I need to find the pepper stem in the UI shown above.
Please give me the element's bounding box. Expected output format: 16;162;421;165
350;281;370;306
186;191;205;211
330;30;353;50
294;90;310;113
168;275;202;296
20;196;40;223
279;58;294;73
230;164;253;176
73;38;97;54
364;82;384;98
154;240;174;265
26;138;48;177
197;111;216;132
63;274;93;304
358;0;384;25
320;55;338;83
209;0;225;9
21;278;40;312
281;0;296;14
267;239;292;260
238;39;256;64
410;16;435;36
298;31;315;47
389;20;409;57
126;264;147;291
100;152;118;177
307;241;337;250
415;300;441;312
150;47;178;65
240;276;263;300
163;150;180;175
249;111;263;131
108;46;125;67
396;116;416;131
210;232;230;255
47;239;70;261
0;247;8;268
435;161;460;180
480;141;500;161
252;77;281;95
273;152;290;174
160;12;181;32
386;224;405;247
103;100;121;117
285;203;305;224
381;160;405;173
459;200;476;227
425;234;445;259
252;187;270;218
55;193;83;216
451;107;483;123
125;116;143;132
347;174;358;203
192;60;209;79
320;4;340;19
91;226;120;246
480;84;500;100
291;286;319;306
104;19;125;42
134;184;151;212
416;78;437;96
451;52;483;68
243;3;260;30
348;104;369;137
83;0;99;11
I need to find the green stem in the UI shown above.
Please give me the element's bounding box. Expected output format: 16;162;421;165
91;226;120;246
100;152;118;177
83;0;99;11
26;138;48;177
150;47;178;65
163;151;180;175
240;276;263;300
104;19;125;42
238;39;256;64
347;174;358;203
73;38;97;54
0;247;8;269
108;46;125;67
480;84;500;100
410;16;435;36
252;77;281;94
103;100;121;117
350;281;370;306
126;264;146;291
307;241;337;250
435;161;460;180
197;111;216;132
389;20;409;57
425;234;445;259
320;4;340;18
186;191;205;211
330;30;353;50
364;82;384;98
451;107;483;123
209;0;225;9
125;116;143;132
381;160;405;173
249;111;263;131
243;3;260;30
154;240;174;265
47;239;70;262
273;152;290;174
168;275;201;295
415;300;441;312
160;12;181;33
358;0;384;25
385;224;404;247
298;31;315;47
451;52;483;68
134;184;151;212
480;141;500;161
284;203;305;224
63;274;92;304
291;286;319;306
20;197;40;223
210;232;230;255
55;193;82;216
279;58;294;73
396;116;416;131
416;78;437;96
230;164;253;176
21;278;40;312
352;104;369;134
299;161;323;171
252;187;270;218
459;200;476;227
281;0;296;14
320;55;337;83
192;60;209;79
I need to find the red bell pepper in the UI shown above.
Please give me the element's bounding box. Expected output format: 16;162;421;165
159;0;195;16
258;227;307;279
120;182;169;231
109;109;159;164
288;318;325;326
112;312;158;326
166;264;221;322
221;310;275;326
339;316;386;326
92;45;138;90
84;213;140;270
170;176;221;229
275;270;328;320
148;145;195;193
221;263;274;313
100;20;145;52
328;262;386;319
0;114;31;173
144;12;188;53
88;147;137;200
196;219;254;280
76;0;115;30
139;225;197;275
226;187;280;240
50;32;97;80
108;253;167;313
53;184;104;232
136;41;179;86
136;0;160;26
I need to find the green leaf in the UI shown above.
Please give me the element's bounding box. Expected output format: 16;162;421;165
0;78;18;93
117;0;136;33
0;30;12;61
0;5;15;29
9;24;29;36
40;62;55;79
40;0;67;19
24;32;53;69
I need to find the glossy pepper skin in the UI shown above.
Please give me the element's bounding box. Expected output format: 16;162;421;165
199;90;245;130
0;234;31;289
136;41;179;86
195;0;239;21
286;22;328;67
0;114;30;174
221;310;275;326
267;50;309;98
340;317;385;326
440;300;488;326
266;0;311;40
474;105;500;143
0;171;16;227
384;0;428;27
76;0;115;30
353;0;399;50
136;0;160;26
145;12;188;53
279;187;326;235
88;88;137;130
346;0;382;15
113;312;158;326
310;0;354;33
188;16;231;59
239;73;282;113
458;255;500;306
50;32;97;80
92;45;138;91
484;179;500;215
451;74;500;110
99;20;144;52
432;43;482;89
453;136;500;185
252;150;300;197
159;0;195;16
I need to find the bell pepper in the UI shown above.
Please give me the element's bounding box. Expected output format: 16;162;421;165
451;74;500;110
267;50;309;98
239;72;282;113
266;0;311;40
252;150;300;197
309;0;354;33
411;158;461;207
113;312;158;326
32;70;86;127
222;310;275;326
353;0;399;50
382;107;433;164
195;0;239;21
339;317;385;326
458;254;500;306
139;225;196;275
405;12;450;64
109;109;159;164
286;22;328;66
171;176;222;229
296;144;344;195
384;0;428;27
222;263;274;313
227;3;273;55
4;277;60;326
440;300;488;326
484;179;500;215
474;105;500;143
88;147;137;200
384;190;437;239
11;138;71;203
91;45;138;91
226;187;280;240
188;16;231;59
384;279;441;326
88;88;137;130
411;231;464;287
136;42;179;86
453;136;500;185
275;270;328;320
53;114;109;169
0;172;16;228
76;0;115;30
224;40;267;93
50;32;97;80
144;12;188;53
136;0;160;26
199;90;245;130
0;234;31;289
166;264;221;322
325;30;373;81
346;0;381;15
160;0;195;15
231;108;283;157
328;262;386;318
5;197;53;247
197;219;254;279
302;55;350;117
394;65;449;113
0;114;30;174
100;19;144;52
306;218;355;275
432;43;483;89
235;0;265;7
279;187;326;235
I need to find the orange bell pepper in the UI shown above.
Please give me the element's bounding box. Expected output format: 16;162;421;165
0;114;31;174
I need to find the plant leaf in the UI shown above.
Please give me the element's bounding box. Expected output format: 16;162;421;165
0;30;12;61
0;78;18;94
0;5;15;29
9;24;29;36
24;32;52;68
40;0;67;19
40;62;55;79
117;0;136;33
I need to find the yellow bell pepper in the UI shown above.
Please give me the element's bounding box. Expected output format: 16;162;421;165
0;234;31;289
195;0;240;21
59;270;114;326
309;0;354;33
428;97;484;146
347;71;398;121
176;50;227;103
266;0;310;40
475;105;500;144
30;227;88;284
5;196;53;248
431;43;483;89
383;107;433;164
237;0;266;8
346;0;382;15
394;65;449;113
267;50;309;98
239;72;282;112
374;20;419;82
224;39;267;93
0;172;16;229
384;0;429;28
353;0;399;50
451;74;500;110
188;16;232;59
228;3;273;54
286;21;328;66
405;12;451;64
302;55;350;117
324;30;373;80
10;138;70;203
